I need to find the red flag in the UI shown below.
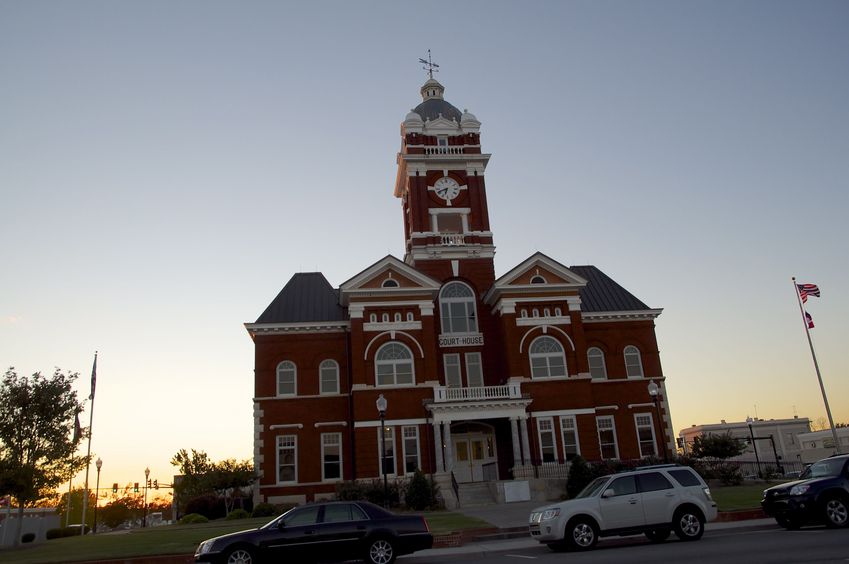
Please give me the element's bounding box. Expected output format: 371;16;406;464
805;311;815;329
90;352;97;400
797;283;821;304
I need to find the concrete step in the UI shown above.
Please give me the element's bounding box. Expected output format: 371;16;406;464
457;482;495;507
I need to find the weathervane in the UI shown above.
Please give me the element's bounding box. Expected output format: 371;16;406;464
419;50;439;79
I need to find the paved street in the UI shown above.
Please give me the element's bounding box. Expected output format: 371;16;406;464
404;525;849;563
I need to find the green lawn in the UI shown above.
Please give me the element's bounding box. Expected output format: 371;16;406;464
1;510;492;564
710;482;783;511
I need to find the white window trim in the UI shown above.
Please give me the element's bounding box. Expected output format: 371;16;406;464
536;417;557;463
321;432;343;482
529;336;567;379
276;361;297;397
277;435;297;485
439;281;479;335
634;413;657;458
596;416;620;460
375;342;416;387
377;426;397;477
320;359;340;395
443;353;461;387
624;345;644;379
587;347;608;380
401;425;421;476
559;415;581;459
465;352;483;388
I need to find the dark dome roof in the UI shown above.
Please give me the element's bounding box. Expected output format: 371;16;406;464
413;98;463;123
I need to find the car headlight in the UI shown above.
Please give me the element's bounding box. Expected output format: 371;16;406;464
195;540;214;555
541;508;560;521
789;484;810;496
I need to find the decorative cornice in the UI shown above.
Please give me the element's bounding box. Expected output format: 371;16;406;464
245;322;349;336
582;309;663;322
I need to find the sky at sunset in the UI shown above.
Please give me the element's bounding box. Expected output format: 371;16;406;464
2;0;847;495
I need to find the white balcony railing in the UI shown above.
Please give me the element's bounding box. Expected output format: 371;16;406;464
434;383;522;403
440;234;466;246
425;146;465;155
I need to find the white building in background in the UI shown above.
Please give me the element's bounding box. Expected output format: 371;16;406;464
796;427;849;463
678;417;811;470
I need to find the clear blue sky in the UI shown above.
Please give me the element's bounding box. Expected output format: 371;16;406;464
2;0;847;492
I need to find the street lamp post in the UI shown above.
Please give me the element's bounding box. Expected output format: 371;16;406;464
768;434;784;475
93;458;102;534
376;394;388;507
143;467;150;527
647;380;668;462
746;417;762;478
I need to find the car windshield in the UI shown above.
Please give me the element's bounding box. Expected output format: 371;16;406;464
800;458;846;479
261;506;297;530
575;477;610;498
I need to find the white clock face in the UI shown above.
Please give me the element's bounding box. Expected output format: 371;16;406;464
434;177;460;202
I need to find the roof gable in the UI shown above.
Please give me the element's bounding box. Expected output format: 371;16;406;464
339;255;441;305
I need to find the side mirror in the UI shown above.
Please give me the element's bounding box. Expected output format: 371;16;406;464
277;519;286;529
602;488;615;498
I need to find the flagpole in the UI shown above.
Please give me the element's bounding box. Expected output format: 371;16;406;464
792;278;841;454
80;352;97;535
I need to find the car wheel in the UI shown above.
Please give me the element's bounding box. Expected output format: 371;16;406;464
673;508;705;541
223;546;255;564
822;495;849;528
775;515;801;530
645;528;671;542
565;517;598;551
365;537;396;564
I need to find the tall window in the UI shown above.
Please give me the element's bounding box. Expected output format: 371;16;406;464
596;416;619;460
439;282;478;334
276;361;296;396
465;352;484;387
529;336;567;379
624;345;644;378
277;435;297;483
320;359;339;395
560;415;580;460
635;414;657;458
443;354;461;387
322;433;342;481
402;426;420;474
375;342;414;386
537;418;557;463
378;426;396;476
587;347;607;380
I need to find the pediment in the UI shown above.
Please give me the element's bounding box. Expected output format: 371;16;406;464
422;117;461;135
339;255;440;305
484;252;587;305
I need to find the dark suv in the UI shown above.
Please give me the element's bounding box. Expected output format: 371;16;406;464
761;454;849;529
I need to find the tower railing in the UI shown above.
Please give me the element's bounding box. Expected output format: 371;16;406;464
440;234;466;246
425;146;465;155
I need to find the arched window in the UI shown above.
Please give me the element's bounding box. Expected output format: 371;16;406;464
382;278;399;288
529;336;567;379
369;313;377;323
439;282;478;334
375;342;415;386
532;308;539;318
394;312;402;322
382;313;389;322
406;312;414;322
587;347;607;380
521;309;528;318
543;308;550;317
624;345;644;378
555;307;562;316
530;275;546;284
320;359;339;395
276;361;297;396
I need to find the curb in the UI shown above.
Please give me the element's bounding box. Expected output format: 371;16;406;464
714;509;767;522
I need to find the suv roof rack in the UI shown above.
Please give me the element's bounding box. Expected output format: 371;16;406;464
622;463;682;472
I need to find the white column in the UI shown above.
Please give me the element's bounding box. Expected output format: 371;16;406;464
520;418;532;464
510;418;522;468
443;423;454;471
433;421;445;473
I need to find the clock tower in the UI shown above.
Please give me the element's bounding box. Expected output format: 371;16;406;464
393;78;496;287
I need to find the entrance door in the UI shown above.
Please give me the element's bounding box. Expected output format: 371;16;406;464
452;433;497;483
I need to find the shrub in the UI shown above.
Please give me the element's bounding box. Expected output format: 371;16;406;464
335;480;366;501
251;502;277;518
185;494;226;520
716;462;743;486
225;508;250;520
21;532;36;543
46;528;62;540
179;513;209;524
404;470;437;510
565;456;595;499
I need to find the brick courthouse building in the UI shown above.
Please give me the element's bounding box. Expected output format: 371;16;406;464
246;77;671;506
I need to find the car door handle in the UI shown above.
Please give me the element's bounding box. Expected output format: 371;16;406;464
304;530;314;535
665;493;675;497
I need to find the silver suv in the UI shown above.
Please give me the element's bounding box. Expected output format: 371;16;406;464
529;464;717;551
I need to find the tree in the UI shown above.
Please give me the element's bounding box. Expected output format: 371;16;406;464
55;487;97;527
690;432;746;459
171;449;255;515
0;368;86;545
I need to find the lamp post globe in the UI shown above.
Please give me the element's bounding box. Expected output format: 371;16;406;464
647;380;667;462
143;467;150;527
376;394;388;507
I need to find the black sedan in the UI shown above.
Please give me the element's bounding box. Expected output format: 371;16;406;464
194;500;433;564
762;454;849;529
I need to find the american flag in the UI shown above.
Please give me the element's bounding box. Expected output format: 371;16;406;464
797;283;821;303
805;311;815;329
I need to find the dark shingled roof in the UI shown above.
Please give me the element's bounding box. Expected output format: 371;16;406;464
255;272;346;324
569;265;651;312
413;98;463;123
